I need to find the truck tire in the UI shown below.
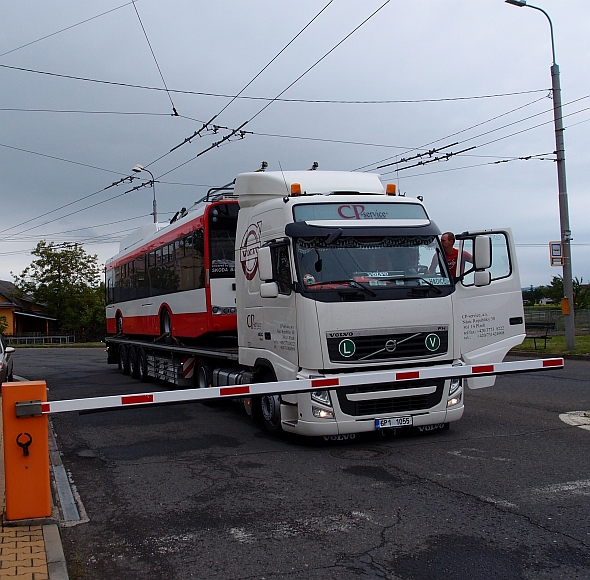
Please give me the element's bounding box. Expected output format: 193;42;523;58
128;346;138;379
137;348;149;382
260;394;282;435
257;371;282;435
119;344;130;375
196;360;221;407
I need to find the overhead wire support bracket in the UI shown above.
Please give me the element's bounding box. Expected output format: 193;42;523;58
124;180;155;195
169;115;224;153
105;175;136;190
376;142;459;169
395;146;477;172
194;121;249;159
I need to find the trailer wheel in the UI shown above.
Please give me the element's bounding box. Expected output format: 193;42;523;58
137;348;149;382
128;346;138;379
119;344;130;375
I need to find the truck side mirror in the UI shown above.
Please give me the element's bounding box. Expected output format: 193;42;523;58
258;246;273;281
260;282;279;298
474;235;492;270
474;271;491;287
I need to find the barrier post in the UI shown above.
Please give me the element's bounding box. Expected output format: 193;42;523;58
2;380;52;521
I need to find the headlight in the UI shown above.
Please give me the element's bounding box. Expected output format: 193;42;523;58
449;378;461;396
311;390;331;406
447;394;462;407
312;405;335;419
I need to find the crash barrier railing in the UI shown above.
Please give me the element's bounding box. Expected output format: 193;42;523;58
2;357;564;520
7;335;76;345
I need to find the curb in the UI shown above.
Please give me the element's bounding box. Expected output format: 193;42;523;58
510;350;590;361
44;524;69;580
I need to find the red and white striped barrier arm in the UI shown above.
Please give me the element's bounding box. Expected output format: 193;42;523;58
36;357;564;415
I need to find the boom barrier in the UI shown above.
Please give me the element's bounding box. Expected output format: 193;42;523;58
2;357;563;521
17;357;564;417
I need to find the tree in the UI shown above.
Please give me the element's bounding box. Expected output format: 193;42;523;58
0;315;8;335
12;241;105;339
546;275;590;310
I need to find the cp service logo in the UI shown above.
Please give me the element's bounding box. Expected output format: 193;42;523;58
240;222;262;280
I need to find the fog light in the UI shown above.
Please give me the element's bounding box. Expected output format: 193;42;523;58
447;394;462;407
312;405;334;419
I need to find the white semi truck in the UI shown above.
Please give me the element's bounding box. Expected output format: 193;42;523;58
105;170;547;437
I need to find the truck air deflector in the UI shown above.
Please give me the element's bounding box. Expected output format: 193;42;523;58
285;222;441;238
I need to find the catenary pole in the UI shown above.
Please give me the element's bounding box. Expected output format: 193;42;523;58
505;0;575;349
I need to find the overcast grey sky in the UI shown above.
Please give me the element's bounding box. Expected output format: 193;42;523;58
1;0;588;287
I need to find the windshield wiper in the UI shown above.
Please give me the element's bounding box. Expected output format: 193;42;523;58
349;279;377;296
319;279;377;297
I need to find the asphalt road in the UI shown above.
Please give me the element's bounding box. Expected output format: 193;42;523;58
11;347;590;580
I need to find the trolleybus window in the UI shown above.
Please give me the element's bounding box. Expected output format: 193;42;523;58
208;204;238;278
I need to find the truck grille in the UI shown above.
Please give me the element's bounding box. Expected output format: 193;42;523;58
327;328;448;364
336;379;445;417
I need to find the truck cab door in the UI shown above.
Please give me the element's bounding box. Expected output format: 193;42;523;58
453;229;525;388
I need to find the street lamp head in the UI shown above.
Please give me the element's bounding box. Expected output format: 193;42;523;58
505;0;527;6
132;164;144;173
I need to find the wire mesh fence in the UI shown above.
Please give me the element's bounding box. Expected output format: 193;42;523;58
524;309;590;332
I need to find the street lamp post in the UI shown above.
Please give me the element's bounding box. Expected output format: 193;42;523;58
505;0;575;350
132;164;158;224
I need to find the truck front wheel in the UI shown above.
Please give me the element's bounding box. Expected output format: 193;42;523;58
260;394;282;435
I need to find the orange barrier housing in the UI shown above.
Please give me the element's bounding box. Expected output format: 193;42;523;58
2;381;51;521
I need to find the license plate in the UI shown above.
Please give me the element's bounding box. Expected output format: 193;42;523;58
375;416;413;430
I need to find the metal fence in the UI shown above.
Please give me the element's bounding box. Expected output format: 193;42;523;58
524;309;590;332
7;334;76;345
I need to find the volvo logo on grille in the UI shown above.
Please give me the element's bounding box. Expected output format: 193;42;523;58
385;339;397;353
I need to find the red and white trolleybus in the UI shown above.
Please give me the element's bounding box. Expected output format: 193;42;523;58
105;189;239;340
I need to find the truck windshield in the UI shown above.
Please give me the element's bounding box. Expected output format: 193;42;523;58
294;235;452;290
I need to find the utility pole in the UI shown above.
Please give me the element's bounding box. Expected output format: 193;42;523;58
505;0;575;349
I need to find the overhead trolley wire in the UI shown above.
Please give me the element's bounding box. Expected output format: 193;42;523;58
212;0;335;122
162;0;336;160
359;93;590;175
353;94;551;172
130;0;178;116
0;108;173;117
2;215;150;242
0;1;136;58
0;142;124;175
2;0;392;235
157;0;393;180
0;63;549;105
2;0;342;239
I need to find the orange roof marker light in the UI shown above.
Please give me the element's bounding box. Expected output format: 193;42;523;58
291;183;302;196
386;183;397;196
